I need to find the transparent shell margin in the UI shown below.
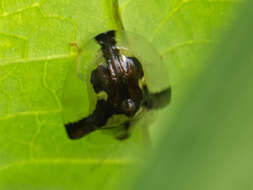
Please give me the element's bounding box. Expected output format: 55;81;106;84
115;31;170;93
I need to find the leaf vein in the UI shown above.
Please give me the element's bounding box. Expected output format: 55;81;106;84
161;39;213;55
0;3;40;17
42;61;62;110
0;109;61;121
0;54;75;67
0;86;12;115
151;0;238;41
29;114;42;159
0;32;28;41
0;158;131;172
0;64;18;83
151;0;190;42
37;6;78;42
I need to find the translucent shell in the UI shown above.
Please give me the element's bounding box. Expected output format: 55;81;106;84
62;30;170;128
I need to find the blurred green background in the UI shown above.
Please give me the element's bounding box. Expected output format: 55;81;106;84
132;1;253;190
0;0;250;189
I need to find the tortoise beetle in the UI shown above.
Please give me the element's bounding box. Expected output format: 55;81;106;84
63;30;171;140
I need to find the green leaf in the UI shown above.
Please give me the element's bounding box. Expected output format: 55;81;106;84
132;1;253;190
0;0;236;189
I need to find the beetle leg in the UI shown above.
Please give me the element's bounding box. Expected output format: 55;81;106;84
115;121;131;140
143;86;172;110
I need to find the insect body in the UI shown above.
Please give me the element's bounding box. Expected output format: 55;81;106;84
64;30;171;140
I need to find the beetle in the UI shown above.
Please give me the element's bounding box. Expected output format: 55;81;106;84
64;30;171;140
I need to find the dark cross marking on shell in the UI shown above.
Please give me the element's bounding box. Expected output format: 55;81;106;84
65;30;171;140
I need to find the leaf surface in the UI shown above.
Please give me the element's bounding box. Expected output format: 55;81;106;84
0;0;236;189
132;1;253;189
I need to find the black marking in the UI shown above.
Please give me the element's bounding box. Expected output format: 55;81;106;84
65;100;113;139
65;30;171;140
